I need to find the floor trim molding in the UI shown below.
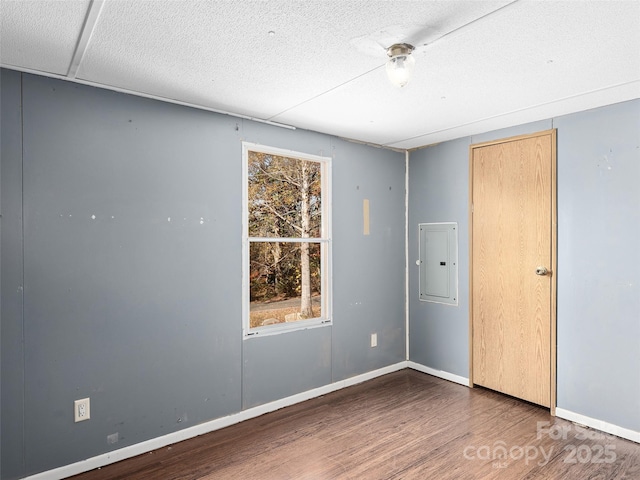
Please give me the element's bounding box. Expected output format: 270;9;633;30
555;407;640;444
407;361;469;386
28;363;639;479
23;362;407;480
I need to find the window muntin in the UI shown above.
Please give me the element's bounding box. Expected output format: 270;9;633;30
243;143;331;336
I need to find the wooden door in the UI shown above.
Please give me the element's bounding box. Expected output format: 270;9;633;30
470;130;556;409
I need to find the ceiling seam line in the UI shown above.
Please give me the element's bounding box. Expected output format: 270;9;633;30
423;0;521;50
266;0;520;124
388;79;640;147
266;65;385;121
67;0;105;78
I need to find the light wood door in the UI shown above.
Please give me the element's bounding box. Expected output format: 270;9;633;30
470;130;556;409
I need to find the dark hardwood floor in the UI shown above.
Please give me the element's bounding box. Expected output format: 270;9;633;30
70;369;640;479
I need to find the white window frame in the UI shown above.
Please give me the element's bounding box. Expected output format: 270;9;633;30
242;142;332;338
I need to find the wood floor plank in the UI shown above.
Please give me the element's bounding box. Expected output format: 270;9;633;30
69;370;640;480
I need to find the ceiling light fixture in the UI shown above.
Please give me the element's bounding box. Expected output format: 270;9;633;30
386;43;415;88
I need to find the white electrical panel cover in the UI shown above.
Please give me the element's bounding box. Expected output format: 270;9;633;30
418;222;458;305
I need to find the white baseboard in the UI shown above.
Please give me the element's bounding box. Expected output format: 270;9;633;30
24;361;407;480
555;407;640;444
406;365;640;445
407;361;470;386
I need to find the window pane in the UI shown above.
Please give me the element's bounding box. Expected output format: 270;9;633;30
249;242;322;328
248;151;322;238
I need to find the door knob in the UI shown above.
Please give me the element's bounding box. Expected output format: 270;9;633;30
535;266;549;276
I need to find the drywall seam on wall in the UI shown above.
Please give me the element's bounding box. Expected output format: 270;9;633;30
405;151;410;360
1;67;27;480
21;362;407;480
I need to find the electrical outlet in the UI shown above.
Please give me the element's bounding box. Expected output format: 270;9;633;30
371;333;378;348
74;398;90;422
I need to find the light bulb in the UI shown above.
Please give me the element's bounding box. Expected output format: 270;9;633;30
385;43;415;88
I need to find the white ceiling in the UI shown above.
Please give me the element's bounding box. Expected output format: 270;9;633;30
1;0;639;150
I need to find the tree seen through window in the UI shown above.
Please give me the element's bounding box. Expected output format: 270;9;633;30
247;150;325;329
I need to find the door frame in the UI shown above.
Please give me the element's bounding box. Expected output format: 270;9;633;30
468;129;557;415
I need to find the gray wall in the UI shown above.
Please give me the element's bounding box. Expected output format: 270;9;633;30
408;101;640;433
408;137;471;376
555;101;640;432
0;70;405;479
1;69;26;480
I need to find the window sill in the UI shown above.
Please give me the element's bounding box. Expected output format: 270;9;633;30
243;318;332;339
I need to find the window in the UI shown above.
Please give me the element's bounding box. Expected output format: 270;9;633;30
242;143;331;336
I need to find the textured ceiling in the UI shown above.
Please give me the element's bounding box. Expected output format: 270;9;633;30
1;0;639;149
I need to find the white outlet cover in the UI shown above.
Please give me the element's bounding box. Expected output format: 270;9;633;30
74;398;90;422
371;333;378;347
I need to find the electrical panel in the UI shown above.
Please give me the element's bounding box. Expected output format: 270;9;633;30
418;222;458;305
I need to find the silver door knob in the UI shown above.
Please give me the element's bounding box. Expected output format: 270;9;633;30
535;266;549;276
